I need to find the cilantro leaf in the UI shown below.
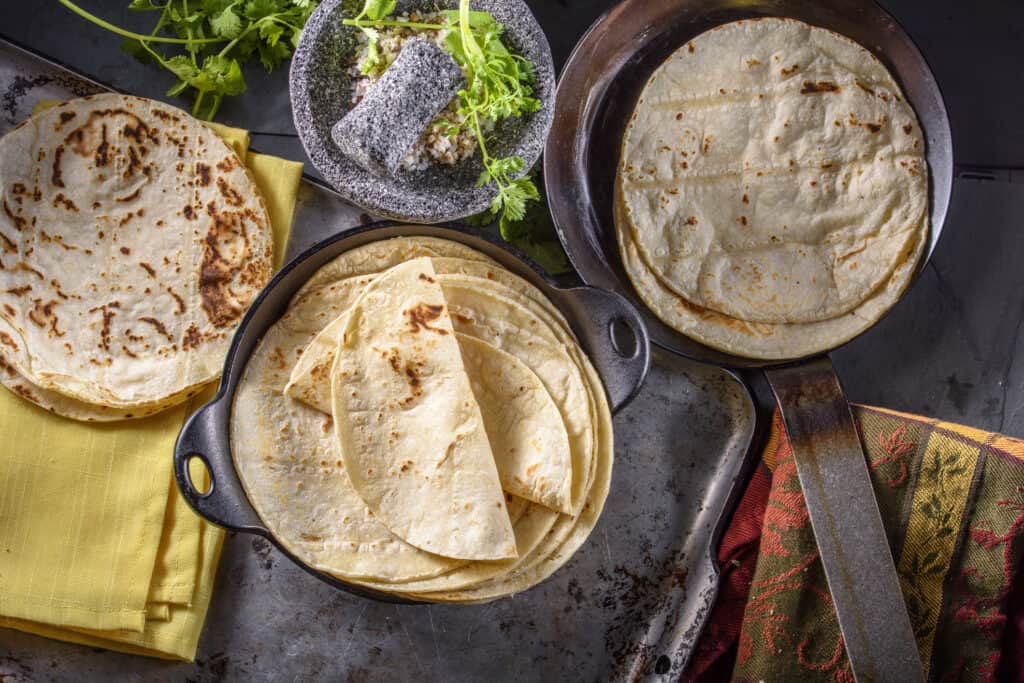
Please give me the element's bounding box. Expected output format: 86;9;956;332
363;0;397;21
59;0;319;120
244;0;282;21
469;171;570;275
195;55;247;97
163;54;200;82
210;5;244;39
257;37;292;70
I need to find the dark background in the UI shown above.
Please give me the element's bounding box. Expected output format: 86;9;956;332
0;2;1023;681
10;0;1023;167
2;0;1024;433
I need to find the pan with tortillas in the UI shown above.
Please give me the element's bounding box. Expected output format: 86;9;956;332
547;10;952;367
173;224;649;602
545;3;953;678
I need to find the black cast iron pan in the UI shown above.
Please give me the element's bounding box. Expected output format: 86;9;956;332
544;0;953;680
173;222;651;604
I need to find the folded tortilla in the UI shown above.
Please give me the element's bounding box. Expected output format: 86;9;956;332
231;237;613;597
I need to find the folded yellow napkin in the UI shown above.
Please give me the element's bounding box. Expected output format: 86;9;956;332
0;118;303;661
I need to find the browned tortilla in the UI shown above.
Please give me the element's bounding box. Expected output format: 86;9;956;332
0;94;273;412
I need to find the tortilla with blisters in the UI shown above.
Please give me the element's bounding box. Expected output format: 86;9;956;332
287;269;592;516
0;94;273;411
329;258;516;561
615;176;928;359
233;237;612;595
232;282;533;582
288;326;574;514
618;18;928;324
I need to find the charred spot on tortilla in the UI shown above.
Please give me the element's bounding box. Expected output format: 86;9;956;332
199;210;257;328
800;80;841;94
405;302;448;335
216;176;244;206
196;162;212;186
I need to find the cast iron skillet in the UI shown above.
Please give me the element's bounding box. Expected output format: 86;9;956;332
544;0;953;680
173;222;651;604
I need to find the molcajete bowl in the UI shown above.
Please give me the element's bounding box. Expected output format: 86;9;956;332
290;0;555;223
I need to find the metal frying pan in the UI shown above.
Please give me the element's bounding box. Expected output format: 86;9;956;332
544;0;953;680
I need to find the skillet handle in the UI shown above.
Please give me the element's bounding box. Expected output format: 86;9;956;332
174;400;266;533
624;368;774;683
764;357;924;683
551;286;650;413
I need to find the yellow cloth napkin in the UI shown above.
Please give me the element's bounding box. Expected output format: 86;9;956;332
0;118;303;661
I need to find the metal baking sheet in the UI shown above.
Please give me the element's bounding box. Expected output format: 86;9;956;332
0;37;759;681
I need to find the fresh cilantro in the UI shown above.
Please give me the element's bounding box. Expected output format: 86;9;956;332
343;0;543;235
363;0;397;21
58;0;320;120
468;171;569;274
209;6;244;39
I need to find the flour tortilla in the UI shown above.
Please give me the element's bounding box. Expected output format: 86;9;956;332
288;325;574;514
287;269;593;516
618;18;928;324
616;177;928;359
233;263;541;583
276;267;567;586
296;236;495;297
329;258;516;561
352;271;607;596
234;238;612;595
281;255;598;593
0;94;272;409
458;334;574;514
0;356;181;420
407;348;613;603
368;300;605;597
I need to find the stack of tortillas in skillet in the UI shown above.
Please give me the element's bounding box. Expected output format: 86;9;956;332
231;237;613;601
0;94;273;419
615;18;929;360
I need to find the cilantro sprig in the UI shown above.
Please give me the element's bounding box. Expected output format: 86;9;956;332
466;170;570;274
343;0;542;230
58;0;319;120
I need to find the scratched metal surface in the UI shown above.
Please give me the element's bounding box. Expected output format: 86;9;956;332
3;1;1024;680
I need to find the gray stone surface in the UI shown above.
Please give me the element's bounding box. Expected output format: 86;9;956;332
1;1;1023;681
331;39;465;175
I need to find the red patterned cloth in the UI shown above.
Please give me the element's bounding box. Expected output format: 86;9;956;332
689;408;1024;682
684;464;771;682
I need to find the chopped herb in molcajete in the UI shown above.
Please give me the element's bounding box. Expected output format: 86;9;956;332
343;0;542;227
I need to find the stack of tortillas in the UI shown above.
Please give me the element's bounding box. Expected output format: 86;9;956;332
0;94;273;419
615;18;929;360
231;237;613;601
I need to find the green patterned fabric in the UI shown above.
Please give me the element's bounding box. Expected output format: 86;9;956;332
732;407;1024;682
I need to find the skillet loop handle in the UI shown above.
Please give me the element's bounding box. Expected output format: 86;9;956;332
174;402;264;532
555;286;650;413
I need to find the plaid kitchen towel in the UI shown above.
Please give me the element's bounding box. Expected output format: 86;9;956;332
0;118;303;661
688;407;1024;682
